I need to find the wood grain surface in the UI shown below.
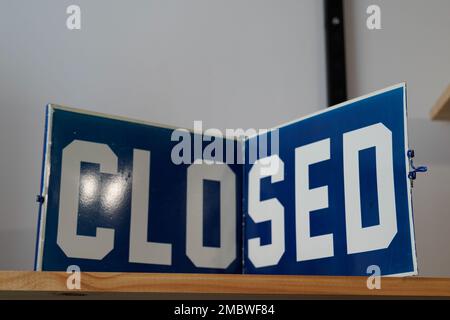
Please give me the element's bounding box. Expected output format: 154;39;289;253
0;271;450;299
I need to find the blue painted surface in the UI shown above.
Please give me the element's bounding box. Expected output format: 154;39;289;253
243;85;416;276
38;108;242;273
37;85;416;276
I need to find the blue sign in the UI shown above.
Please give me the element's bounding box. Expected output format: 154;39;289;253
36;107;243;273
243;84;417;276
36;84;416;276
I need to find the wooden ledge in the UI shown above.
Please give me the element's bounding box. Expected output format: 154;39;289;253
431;84;450;121
1;271;450;299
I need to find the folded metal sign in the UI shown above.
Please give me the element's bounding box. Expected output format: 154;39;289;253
36;84;417;276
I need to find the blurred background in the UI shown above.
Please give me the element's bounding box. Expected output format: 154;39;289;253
0;0;449;275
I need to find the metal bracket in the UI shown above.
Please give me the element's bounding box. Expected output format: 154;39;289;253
407;150;428;187
36;195;45;203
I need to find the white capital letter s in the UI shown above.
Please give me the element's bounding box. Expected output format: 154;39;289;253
248;155;285;268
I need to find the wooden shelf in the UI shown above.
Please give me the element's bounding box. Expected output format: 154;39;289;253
1;271;450;299
431;84;450;121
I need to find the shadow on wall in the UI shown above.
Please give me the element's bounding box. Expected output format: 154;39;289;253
0;229;36;270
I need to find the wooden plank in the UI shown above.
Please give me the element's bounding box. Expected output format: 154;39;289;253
1;271;450;299
431;84;450;120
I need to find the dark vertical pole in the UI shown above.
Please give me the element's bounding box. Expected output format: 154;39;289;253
324;0;348;106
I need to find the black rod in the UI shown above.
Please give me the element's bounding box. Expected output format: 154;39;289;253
324;0;348;106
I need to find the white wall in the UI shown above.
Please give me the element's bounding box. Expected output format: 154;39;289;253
345;0;450;276
3;0;448;277
0;0;326;269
